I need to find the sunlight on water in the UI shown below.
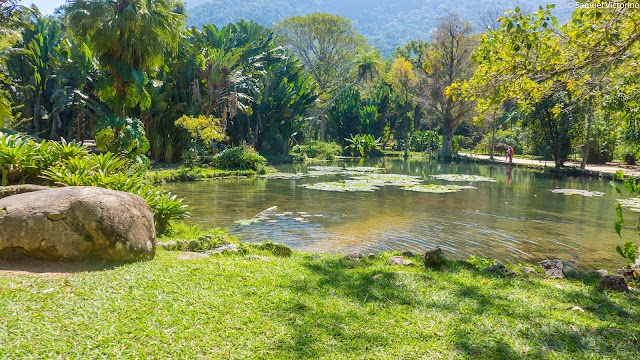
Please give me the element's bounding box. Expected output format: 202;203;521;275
162;158;629;269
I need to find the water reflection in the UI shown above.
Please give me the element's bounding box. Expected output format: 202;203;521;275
162;159;627;269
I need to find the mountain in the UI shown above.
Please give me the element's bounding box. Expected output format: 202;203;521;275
185;0;574;57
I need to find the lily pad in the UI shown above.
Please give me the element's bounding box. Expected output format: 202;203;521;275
617;198;640;212
234;218;263;226
260;172;304;180
350;173;423;186
307;166;344;172
346;167;383;172
401;184;477;193
299;180;380;192
431;174;497;182
551;189;605;197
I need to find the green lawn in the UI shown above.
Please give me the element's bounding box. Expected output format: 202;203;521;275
1;249;639;359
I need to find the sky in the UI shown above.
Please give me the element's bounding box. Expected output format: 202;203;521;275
19;0;67;15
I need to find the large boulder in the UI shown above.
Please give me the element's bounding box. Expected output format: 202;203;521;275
0;186;156;262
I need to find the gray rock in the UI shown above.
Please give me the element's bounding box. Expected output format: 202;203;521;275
188;240;199;252
0;186;155;261
0;185;50;199
205;243;239;255
367;253;376;260
423;247;447;268
401;251;416;258
343;252;364;260
389;256;415;267
538;259;565;279
597;275;628;292
258;242;292;257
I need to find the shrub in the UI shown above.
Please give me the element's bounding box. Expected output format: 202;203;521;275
214;143;267;171
293;140;342;161
409;130;441;152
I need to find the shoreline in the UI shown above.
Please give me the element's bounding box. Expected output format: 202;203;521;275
459;152;640;180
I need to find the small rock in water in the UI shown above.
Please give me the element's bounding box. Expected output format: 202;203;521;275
293;217;305;222
301;214;313;218
539;259;565;279
389;256;415;267
423;247;447;268
314;214;324;217
597;275;628;292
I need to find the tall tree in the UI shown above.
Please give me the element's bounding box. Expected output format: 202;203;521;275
275;13;367;93
65;0;186;115
423;14;476;155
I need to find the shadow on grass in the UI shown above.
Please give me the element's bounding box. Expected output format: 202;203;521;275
270;257;639;358
0;258;123;275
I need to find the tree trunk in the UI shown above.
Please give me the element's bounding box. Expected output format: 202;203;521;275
580;99;593;170
489;125;496;160
320;115;326;141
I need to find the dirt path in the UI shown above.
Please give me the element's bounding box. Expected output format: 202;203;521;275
460;153;640;177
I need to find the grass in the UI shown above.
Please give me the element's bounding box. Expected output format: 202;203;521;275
1;243;639;359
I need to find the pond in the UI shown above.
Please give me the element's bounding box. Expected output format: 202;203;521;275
162;158;632;270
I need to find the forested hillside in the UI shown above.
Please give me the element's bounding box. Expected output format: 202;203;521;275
186;0;573;56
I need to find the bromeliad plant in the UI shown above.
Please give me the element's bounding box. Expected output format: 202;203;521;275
0;132;36;186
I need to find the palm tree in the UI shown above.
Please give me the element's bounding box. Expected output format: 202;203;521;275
65;0;185;115
313;50;381;139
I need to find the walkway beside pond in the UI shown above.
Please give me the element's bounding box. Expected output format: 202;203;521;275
460;152;640;178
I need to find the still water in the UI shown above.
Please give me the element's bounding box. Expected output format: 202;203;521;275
162;158;631;270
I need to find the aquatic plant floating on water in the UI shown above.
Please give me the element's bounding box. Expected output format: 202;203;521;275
299;180;380;192
431;174;496;182
550;189;605;197
400;184;477;193
349;173;423;186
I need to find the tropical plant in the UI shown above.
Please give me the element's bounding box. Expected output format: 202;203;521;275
344;134;381;158
0;132;36;185
293;140;342;161
214;143;267;171
66;0;185;114
409;130;441;152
